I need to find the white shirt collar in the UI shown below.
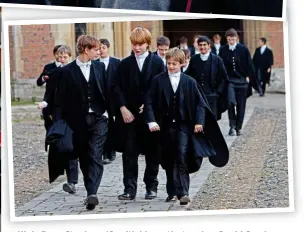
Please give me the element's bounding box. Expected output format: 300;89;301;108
100;56;110;62
229;43;237;51
195;50;200;54
55;61;62;67
76;58;91;68
214;43;221;49
200;52;210;61
169;71;181;78
136;50;149;60
261;45;267;51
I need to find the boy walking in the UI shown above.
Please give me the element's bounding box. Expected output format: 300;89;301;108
145;48;229;205
111;27;165;200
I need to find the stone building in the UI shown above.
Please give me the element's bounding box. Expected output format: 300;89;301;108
8;19;285;100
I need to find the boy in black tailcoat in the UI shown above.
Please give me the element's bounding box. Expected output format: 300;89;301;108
145;48;229;205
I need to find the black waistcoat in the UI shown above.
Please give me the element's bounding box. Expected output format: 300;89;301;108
78;67;106;114
225;49;243;79
201;56;212;94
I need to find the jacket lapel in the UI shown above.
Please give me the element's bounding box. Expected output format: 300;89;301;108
92;62;106;101
161;72;172;107
143;52;154;83
70;60;85;103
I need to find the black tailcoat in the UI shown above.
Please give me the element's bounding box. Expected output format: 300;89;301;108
110;52;165;152
253;47;274;84
37;62;58;87
145;72;229;173
50;60;108;182
186;53;229;120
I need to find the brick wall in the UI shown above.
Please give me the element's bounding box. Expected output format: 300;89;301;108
10;25;55;81
263;21;284;68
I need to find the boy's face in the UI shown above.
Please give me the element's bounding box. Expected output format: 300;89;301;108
227;36;237;45
213;37;221;44
157;45;169;58
198;41;210;54
100;43;109;58
180;43;187;49
132;43;148;55
259;39;265;47
57;52;71;65
167;57;183;74
85;47;100;60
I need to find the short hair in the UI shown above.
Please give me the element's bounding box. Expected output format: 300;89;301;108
76;35;100;54
225;28;238;37
156;36;170;47
260;37;267;44
213;33;221;40
179;36;188;44
130;27;152;45
197;36;211;45
99;38;110;48
56;45;72;57
53;45;62;55
181;48;191;59
166;47;185;64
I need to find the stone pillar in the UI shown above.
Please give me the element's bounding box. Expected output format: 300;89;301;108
50;24;75;58
151;21;163;51
243;20;264;55
86;22;115;56
114;22;131;59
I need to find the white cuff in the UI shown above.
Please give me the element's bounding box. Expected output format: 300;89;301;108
40;101;48;108
148;122;159;129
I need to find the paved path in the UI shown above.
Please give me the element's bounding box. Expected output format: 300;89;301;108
15;94;280;217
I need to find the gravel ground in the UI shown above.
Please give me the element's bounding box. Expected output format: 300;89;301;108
188;107;289;210
12;111;66;207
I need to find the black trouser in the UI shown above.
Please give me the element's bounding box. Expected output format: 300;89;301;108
65;159;79;184
122;116;159;196
78;113;108;196
228;84;248;130
103;120;116;160
205;93;218;118
164;123;190;198
257;69;267;95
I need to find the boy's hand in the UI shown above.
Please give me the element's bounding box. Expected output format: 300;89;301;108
150;125;160;132
120;106;135;123
194;124;203;133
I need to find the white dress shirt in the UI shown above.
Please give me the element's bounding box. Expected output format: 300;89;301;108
200;52;210;61
135;51;149;71
195;50;200;55
260;45;267;54
147;72;181;129
182;62;189;72
214;43;221;55
157;50;166;66
100;56;110;70
55;60;62;67
229;43;237;51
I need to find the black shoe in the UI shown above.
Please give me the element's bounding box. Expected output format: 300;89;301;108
165;195;177;202
109;152;116;162
63;183;76;194
228;128;235;136
179;195;190;205
118;193;135;200
85;195;99;210
236;130;241;136
103;158;111;165
145;190;157;199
